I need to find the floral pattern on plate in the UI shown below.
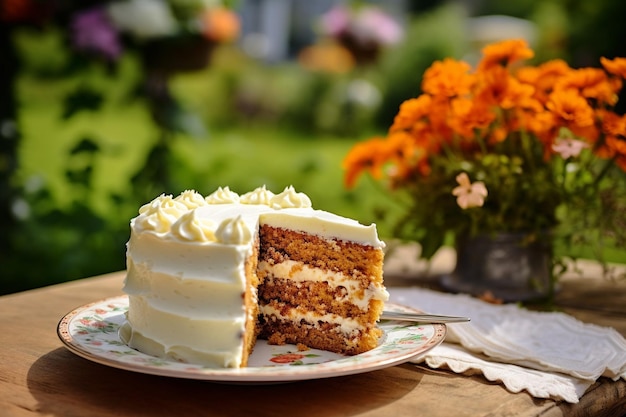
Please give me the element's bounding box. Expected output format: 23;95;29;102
57;295;446;382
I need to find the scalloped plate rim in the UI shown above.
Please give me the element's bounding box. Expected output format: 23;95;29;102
57;295;446;382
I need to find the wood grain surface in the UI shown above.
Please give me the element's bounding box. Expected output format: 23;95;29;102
1;251;625;417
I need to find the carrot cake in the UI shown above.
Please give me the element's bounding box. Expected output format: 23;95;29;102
120;185;388;368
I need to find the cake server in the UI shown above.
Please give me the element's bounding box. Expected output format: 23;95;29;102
381;311;470;323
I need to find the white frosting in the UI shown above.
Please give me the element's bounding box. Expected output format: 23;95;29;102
239;185;274;205
123;186;386;368
135;194;187;233
215;215;252;245
170;210;216;242
206;186;239;204
174;190;208;209
269;185;312;209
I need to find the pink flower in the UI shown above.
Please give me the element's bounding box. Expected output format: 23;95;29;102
452;173;488;209
320;6;403;46
552;138;590;159
355;7;403;45
319;6;351;37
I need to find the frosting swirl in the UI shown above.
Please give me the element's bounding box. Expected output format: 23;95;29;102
135;194;188;233
270;185;312;209
174;190;207;209
170;209;216;242
206;186;240;204
240;185;274;205
215;215;251;244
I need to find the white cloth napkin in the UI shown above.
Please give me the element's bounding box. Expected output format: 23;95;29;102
389;287;626;403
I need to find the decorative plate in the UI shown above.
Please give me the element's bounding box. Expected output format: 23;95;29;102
57;295;446;382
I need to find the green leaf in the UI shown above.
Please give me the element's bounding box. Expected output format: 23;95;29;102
70;137;100;155
62;86;104;119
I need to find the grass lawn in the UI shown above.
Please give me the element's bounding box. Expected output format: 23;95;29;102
17;80;398;229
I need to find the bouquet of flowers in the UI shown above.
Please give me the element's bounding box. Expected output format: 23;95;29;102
343;39;626;266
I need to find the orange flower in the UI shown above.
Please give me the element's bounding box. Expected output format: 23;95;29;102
601;110;626;138
474;64;511;107
474;65;539;113
478;39;534;70
342;137;388;188
501;74;542;112
517;59;572;104
386;131;416;161
600;136;626;171
449;97;496;141
556;68;619;106
202;7;240;43
385;131;422;178
546;89;597;139
520;109;555;139
601;56;626;79
390;95;432;133
597;112;626;169
422;58;474;98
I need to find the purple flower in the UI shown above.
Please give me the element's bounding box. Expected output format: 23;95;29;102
71;7;122;61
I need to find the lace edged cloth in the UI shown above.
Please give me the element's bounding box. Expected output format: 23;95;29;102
389;287;626;403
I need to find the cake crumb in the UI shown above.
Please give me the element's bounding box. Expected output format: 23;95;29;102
268;333;287;345
296;343;309;352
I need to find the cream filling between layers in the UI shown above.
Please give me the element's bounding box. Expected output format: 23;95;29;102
260;304;364;335
258;260;389;310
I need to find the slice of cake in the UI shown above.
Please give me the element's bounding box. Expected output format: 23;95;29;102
121;185;388;368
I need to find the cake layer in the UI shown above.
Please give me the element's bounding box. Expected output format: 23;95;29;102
259;277;378;319
259;226;385;281
259;304;383;355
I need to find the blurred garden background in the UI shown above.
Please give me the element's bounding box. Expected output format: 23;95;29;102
2;0;626;295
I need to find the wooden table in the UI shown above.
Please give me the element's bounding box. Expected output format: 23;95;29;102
2;248;626;417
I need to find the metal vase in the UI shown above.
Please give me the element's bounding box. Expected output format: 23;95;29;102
440;232;554;302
